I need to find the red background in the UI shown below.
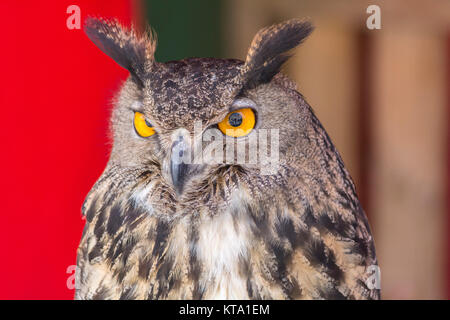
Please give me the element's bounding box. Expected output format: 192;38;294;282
0;1;133;299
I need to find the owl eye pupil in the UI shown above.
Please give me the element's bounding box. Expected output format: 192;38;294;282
228;112;242;127
145;119;152;127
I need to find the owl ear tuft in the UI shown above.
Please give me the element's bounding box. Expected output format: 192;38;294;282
84;17;157;87
242;19;313;89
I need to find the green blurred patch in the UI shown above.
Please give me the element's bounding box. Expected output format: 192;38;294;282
145;0;223;62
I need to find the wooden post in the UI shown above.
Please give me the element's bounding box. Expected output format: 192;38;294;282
370;27;447;299
447;33;450;300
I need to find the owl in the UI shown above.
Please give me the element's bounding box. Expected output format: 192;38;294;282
75;16;380;300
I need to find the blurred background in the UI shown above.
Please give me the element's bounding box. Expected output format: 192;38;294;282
0;0;448;299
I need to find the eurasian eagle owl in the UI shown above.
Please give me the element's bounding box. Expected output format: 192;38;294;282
76;17;380;300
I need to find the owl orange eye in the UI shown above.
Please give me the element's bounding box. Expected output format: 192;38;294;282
218;108;256;137
134;112;156;137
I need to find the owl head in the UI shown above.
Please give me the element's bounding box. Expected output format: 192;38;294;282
84;17;318;206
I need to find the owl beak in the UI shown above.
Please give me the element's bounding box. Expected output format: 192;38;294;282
170;136;191;195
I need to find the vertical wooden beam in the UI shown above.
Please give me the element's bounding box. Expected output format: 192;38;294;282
371;28;447;299
447;34;450;300
357;31;373;213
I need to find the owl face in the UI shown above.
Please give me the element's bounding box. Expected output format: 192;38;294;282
110;63;313;198
85;17;314;200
